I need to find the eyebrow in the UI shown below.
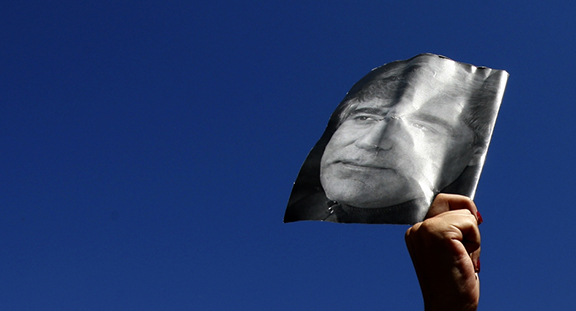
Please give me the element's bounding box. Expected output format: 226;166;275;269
348;107;388;118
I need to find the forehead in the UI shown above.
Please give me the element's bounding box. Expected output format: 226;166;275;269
350;62;472;125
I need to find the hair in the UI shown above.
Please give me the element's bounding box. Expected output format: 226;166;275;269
330;54;503;149
460;79;502;148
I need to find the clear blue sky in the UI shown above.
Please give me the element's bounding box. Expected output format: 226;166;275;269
1;1;574;310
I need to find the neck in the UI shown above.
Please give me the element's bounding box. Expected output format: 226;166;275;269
327;198;429;224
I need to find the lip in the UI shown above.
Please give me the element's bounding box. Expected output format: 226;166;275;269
338;161;389;170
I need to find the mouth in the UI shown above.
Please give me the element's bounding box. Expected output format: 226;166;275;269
338;161;389;170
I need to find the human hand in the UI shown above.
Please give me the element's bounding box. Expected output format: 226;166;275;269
405;194;482;311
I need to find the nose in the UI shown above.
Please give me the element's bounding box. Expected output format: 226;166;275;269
354;117;401;151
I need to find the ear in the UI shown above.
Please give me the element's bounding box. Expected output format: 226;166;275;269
467;146;485;166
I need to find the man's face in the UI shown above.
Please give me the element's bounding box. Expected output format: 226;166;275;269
320;84;476;208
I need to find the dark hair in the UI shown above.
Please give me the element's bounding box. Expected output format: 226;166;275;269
331;55;503;149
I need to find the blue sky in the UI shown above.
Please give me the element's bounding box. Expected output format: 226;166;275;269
1;1;575;310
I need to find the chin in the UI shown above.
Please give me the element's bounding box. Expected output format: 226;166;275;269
329;192;397;208
345;199;396;208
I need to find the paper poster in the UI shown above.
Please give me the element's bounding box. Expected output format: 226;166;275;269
285;53;508;224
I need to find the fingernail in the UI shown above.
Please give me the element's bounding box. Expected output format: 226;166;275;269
475;258;481;273
476;210;483;225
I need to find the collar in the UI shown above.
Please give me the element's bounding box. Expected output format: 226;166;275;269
322;198;427;224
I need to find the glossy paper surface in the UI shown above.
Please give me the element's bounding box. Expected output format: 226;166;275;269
285;54;508;224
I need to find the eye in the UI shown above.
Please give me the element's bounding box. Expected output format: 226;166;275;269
355;115;374;121
411;122;434;132
351;114;381;124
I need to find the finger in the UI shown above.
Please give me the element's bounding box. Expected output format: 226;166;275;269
425;194;479;223
423;210;481;253
407;210;481;261
470;247;481;273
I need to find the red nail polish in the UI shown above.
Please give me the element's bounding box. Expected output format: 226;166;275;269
476;210;483;225
476;258;481;273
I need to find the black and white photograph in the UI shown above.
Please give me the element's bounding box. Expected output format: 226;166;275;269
285;54;509;224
